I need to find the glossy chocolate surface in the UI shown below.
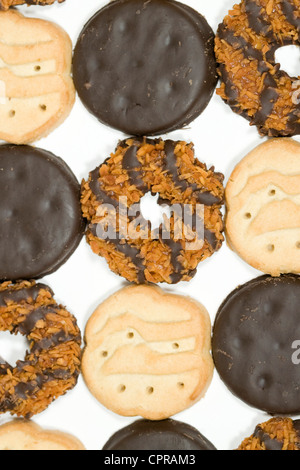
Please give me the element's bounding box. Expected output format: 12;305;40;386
103;419;217;450
0;145;84;280
212;275;300;415
73;0;217;135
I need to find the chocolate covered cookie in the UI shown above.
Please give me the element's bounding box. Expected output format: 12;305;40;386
103;419;216;450
212;275;300;415
73;0;217;136
239;417;300;451
0;145;84;280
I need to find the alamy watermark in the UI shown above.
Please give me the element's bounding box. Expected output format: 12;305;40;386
94;197;206;251
292;80;300;105
292;340;300;365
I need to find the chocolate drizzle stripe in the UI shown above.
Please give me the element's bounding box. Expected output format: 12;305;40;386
253;425;283;450
293;419;300;448
89;167;121;210
89;224;146;284
31;331;81;353
15;306;57;336
0;284;53;308
163;140;222;206
1;368;74;413
281;0;300;30
122;144;148;192
217;24;279;127
244;0;272;37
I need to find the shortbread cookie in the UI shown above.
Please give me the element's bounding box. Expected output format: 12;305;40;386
212;275;300;415
103;419;216;450
226;138;300;275
82;285;214;420
0;420;85;451
0;0;63;9
0;10;75;144
238;417;300;451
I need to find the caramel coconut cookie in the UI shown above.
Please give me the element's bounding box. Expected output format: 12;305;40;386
82;285;214;420
0;281;81;418
0;420;85;451
238;418;300;451
81;138;224;284
225;138;300;275
0;9;75;144
0;0;63;8
73;0;217;136
215;0;300;137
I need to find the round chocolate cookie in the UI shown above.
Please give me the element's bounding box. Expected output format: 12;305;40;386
73;0;217;136
0;145;84;280
212;275;300;415
103;419;216;450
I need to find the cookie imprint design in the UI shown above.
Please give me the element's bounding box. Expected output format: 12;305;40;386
0;10;75;144
226;138;300;275
0;420;85;451
82;285;214;420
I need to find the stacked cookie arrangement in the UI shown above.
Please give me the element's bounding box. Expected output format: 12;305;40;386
0;0;300;451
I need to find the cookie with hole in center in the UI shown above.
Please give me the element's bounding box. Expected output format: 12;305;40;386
82;285;214;420
0;9;75;144
81;137;224;285
225;138;300;275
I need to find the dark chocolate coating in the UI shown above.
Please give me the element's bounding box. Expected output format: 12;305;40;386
73;0;217;136
212;275;300;415
103;419;217;450
0;145;84;280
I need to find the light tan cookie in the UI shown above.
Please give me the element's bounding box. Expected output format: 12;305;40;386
0;10;75;144
82;285;214;420
0;420;85;450
0;0;63;9
226;138;300;276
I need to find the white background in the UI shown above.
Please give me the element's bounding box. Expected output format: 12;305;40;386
0;0;299;451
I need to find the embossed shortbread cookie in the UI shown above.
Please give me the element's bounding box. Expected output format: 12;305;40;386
82;285;214;420
0;10;75;144
226;138;300;275
0;420;85;450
